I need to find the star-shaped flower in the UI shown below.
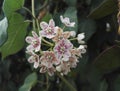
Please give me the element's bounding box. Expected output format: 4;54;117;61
56;62;71;75
40;19;58;39
52;27;70;43
77;33;85;44
60;15;75;27
25;31;41;52
40;51;60;68
26;51;40;69
54;39;73;61
40;65;56;76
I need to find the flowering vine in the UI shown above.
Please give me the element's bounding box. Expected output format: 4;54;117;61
25;15;86;76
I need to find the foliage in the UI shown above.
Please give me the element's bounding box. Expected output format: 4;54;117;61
0;0;120;91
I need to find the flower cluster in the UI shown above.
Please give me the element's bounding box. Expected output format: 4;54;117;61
25;15;86;76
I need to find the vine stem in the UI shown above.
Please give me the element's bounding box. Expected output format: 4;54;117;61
22;7;36;19
56;72;77;91
32;0;36;30
42;38;54;46
63;25;66;30
69;38;77;41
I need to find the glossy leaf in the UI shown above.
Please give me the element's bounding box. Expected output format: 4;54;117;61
94;46;120;74
19;72;37;91
3;0;24;18
0;17;8;46
79;19;96;41
88;0;117;19
0;13;29;59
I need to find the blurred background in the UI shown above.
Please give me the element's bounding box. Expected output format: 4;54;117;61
0;0;120;91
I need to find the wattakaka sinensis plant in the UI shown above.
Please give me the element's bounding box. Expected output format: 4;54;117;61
25;16;86;76
0;0;120;91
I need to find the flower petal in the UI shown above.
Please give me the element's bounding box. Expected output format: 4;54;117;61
70;31;76;37
49;19;55;28
40;66;47;73
26;45;34;51
32;31;38;38
40;31;46;37
28;56;34;63
25;36;34;43
77;33;85;40
34;62;39;69
60;15;64;23
40;21;48;30
64;17;70;23
69;22;75;27
35;44;40;52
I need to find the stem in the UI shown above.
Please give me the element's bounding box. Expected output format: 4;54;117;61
46;74;49;91
63;25;66;30
56;72;77;91
39;0;49;10
22;7;36;19
32;0;36;30
37;81;46;85
36;19;40;31
69;38;77;41
42;38;54;46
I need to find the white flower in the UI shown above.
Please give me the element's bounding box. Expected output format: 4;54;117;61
25;31;41;52
40;19;58;39
40;65;56;76
70;31;76;37
56;62;71;75
54;39;73;61
78;45;87;54
56;65;62;72
26;51;40;69
77;33;85;44
60;15;75;27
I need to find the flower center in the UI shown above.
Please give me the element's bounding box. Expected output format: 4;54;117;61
47;55;53;60
46;28;53;34
59;46;65;54
32;40;39;48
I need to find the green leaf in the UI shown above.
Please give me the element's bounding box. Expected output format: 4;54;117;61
64;7;78;32
3;0;25;18
79;19;96;41
88;0;117;19
19;72;37;91
64;0;76;6
94;46;120;74
114;75;120;91
0;13;29;59
0;17;8;46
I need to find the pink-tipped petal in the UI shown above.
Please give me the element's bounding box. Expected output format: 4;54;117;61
60;16;64;23
40;66;47;73
40;22;48;30
64;17;70;23
26;45;34;51
34;62;39;69
49;19;55;28
28;56;34;63
32;31;38;38
35;45;40;52
40;31;46;37
25;36;34;43
70;22;75;27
